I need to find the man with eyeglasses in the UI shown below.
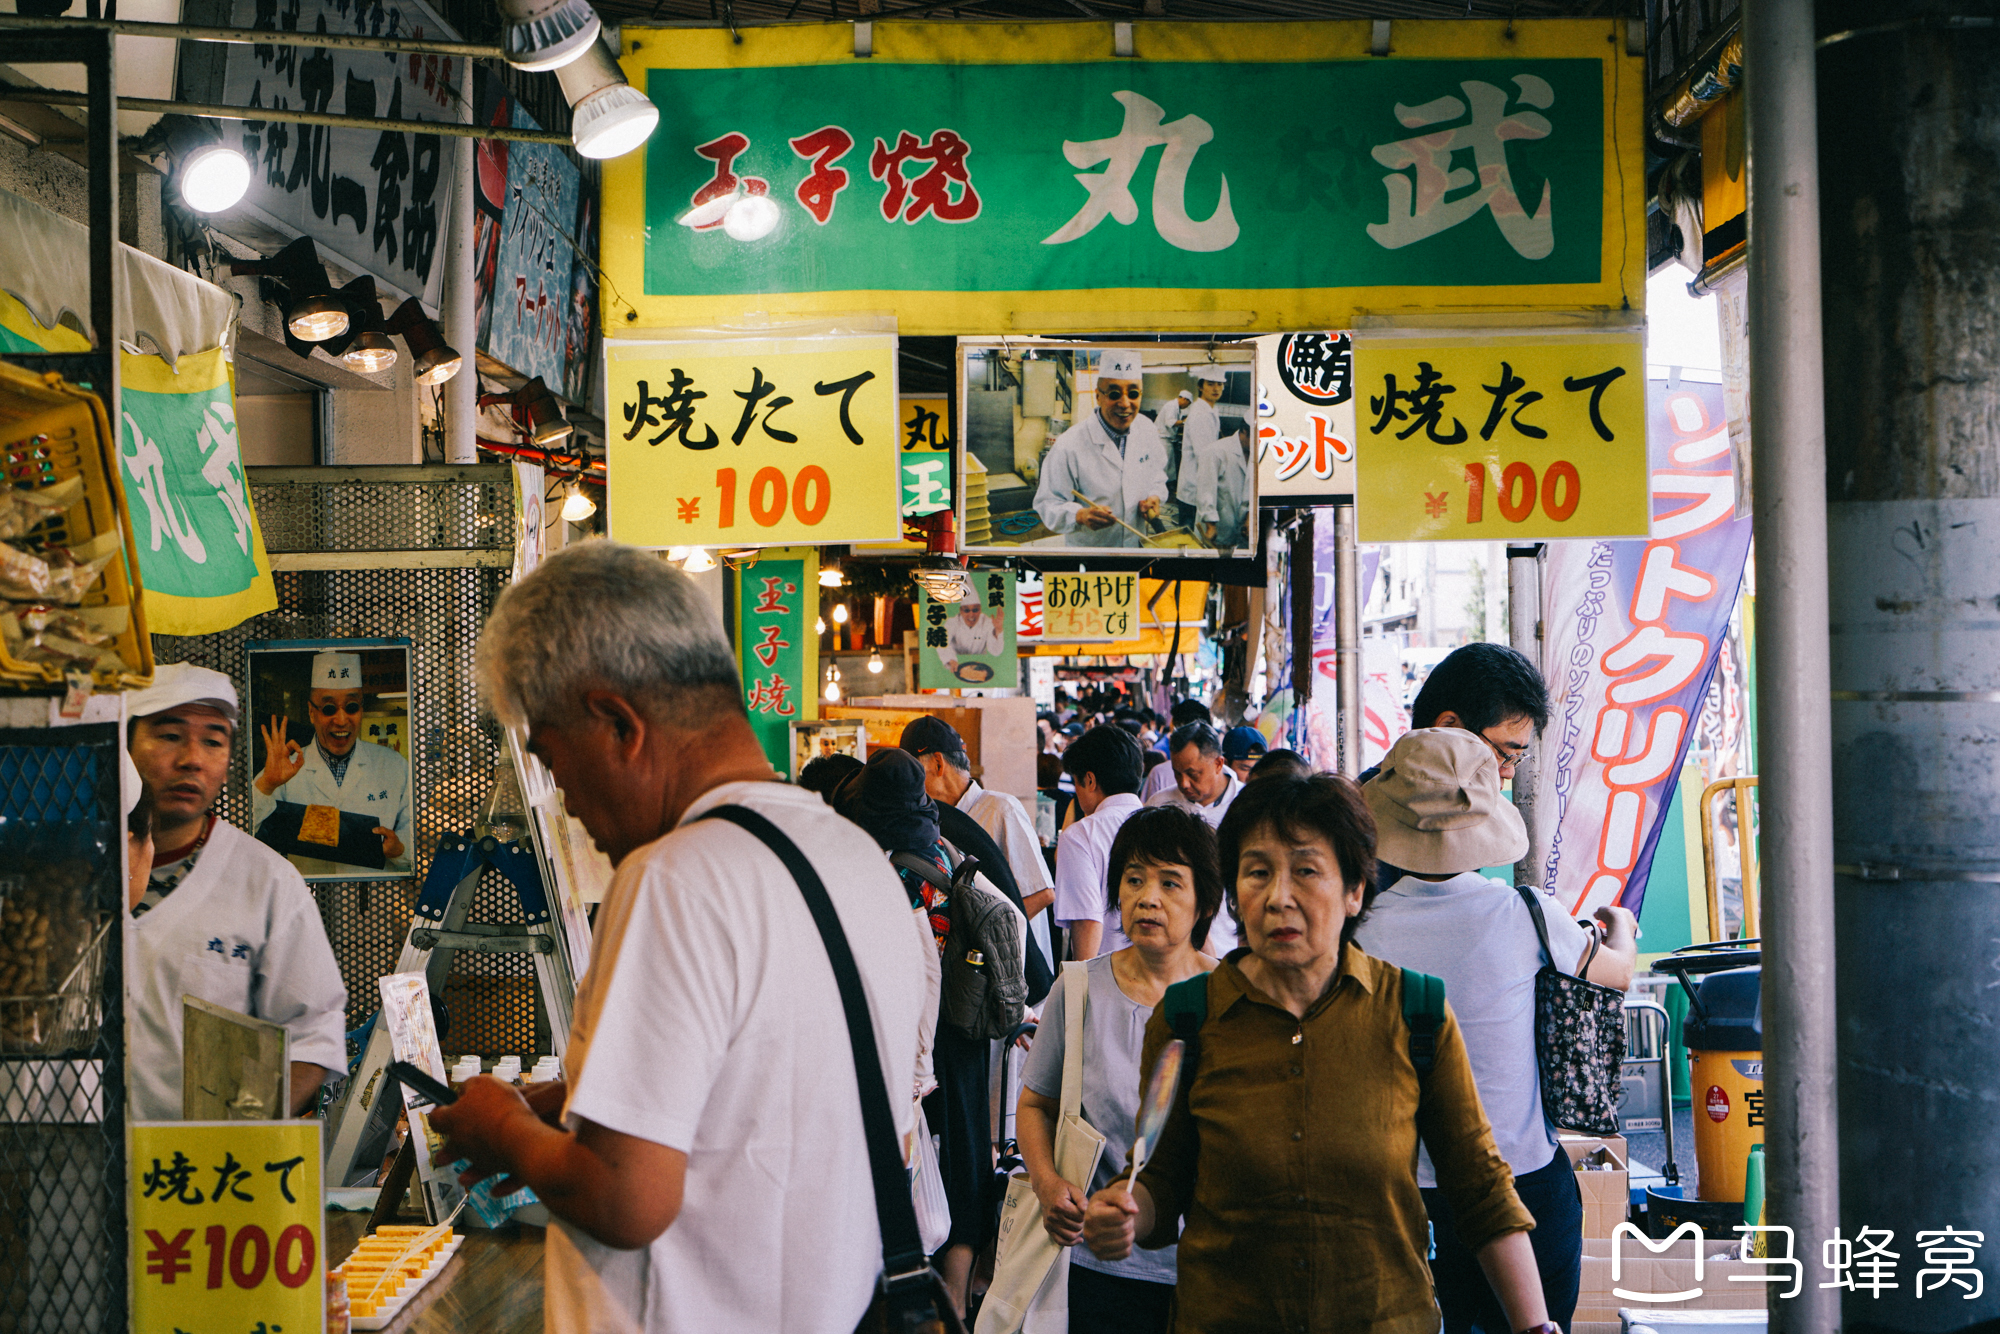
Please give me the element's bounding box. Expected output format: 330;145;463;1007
1031;349;1168;548
252;650;412;873
1362;642;1550;890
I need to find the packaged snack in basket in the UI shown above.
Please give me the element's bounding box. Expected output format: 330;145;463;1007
3;604;125;673
0;476;83;541
0;543;50;601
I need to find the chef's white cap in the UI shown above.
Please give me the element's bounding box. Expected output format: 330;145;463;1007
127;662;240;724
1098;350;1144;381
311;651;364;688
1191;364;1227;383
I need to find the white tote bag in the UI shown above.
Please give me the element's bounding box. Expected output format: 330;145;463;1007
975;963;1106;1334
911;1102;953;1255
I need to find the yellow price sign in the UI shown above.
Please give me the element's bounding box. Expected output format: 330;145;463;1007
1043;572;1139;642
607;332;901;548
132;1121;323;1334
1354;334;1647;543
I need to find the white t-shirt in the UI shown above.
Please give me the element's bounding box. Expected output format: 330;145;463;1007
126;820;349;1121
1051;792;1144;955
959;781;1055;968
1354;872;1592;1183
551;782;931;1334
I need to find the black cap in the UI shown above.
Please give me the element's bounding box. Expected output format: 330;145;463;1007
899;714;968;761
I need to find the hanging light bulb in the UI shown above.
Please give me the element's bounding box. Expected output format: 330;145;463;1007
815;615;827;635
556;36;658;160
560;480;597;522
824;663;841;703
385;298;463;384
818;567;844;588
831;602;849;624
228;237;349;343
333;276;398;374
681;547;717;573
867;650;884;675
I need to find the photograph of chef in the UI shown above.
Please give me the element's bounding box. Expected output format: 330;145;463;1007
125;663;348;1120
1197;419;1253;549
251;650;413;874
939;599;1007;673
1031;350;1169;548
1161;386;1194;494
1174;364;1228;512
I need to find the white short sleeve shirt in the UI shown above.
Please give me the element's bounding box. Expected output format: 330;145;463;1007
550;782;930;1334
1051;792;1144;953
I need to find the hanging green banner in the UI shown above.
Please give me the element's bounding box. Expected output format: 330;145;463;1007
117;349;279;635
604;21;1644;335
732;549;820;770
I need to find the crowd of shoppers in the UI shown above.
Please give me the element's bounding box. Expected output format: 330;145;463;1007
432;540;1615;1334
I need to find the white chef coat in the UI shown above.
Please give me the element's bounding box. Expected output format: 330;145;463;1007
1198;442;1253;547
939;612;1007;667
1032;411;1169;548
551;782;929;1334
958;780;1055;968
1176;397;1223;503
127;819;349;1121
252;737;412;874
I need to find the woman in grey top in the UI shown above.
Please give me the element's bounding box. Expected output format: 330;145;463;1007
1018;806;1223;1334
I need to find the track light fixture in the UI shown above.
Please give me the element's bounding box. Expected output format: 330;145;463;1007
556;37;658;160
480;377;573;446
320;276;398;373
229;237;349;343
496;0;602;71
560;479;597;522
147;115;250;213
384;299;463;385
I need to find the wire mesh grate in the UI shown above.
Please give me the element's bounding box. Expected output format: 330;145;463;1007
0;723;126;1334
250;478;515;553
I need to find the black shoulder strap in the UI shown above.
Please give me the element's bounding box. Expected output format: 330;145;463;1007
890;848;953;892
1516;883;1557;970
701;806;930;1288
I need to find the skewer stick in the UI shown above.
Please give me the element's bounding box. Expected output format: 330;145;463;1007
1070;489;1157;542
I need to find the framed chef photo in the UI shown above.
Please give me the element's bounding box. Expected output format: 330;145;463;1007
959;339;1258;557
244;638;414;881
918;571;1019;691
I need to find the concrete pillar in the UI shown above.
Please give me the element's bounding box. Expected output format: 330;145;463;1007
1820;5;2000;1329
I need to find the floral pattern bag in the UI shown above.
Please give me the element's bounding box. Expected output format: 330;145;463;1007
1517;885;1627;1135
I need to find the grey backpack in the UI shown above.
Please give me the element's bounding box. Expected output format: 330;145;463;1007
892;850;1027;1041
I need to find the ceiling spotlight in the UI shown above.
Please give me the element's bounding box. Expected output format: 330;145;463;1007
520;378;573;445
497;0;602;71
560;480;597;522
913;559;971;604
154;116;249;213
831;602;849;624
385;298;463;385
818;567;844;588
867;650;884;675
229;237;349;342
334;277;398;374
681;547;717;573
557;37;658;160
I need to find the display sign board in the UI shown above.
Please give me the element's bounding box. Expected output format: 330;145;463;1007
132;1120;324;1334
607;332;900;548
733;550;819;770
1354;332;1646;543
220;0;461;307
918;571;1018;690
1256;332;1358;501
1043;571;1138;642
119;348;279;635
604;22;1645;335
960;341;1256;556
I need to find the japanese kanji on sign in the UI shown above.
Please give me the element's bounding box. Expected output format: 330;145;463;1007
607;332;900;549
732;549;820;770
1256;332;1358;502
1043;572;1139;642
132;1120;323;1334
603;22;1644;335
1354;332;1647;543
919;573;1018;690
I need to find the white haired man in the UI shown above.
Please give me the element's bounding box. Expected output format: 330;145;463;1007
1031;350;1168;548
125;663;348;1120
430;540;931;1334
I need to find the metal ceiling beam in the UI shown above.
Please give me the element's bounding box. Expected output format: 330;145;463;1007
0;12;505;60
0;85;571;144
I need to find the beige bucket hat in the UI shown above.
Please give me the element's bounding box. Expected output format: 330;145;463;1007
1365;727;1529;875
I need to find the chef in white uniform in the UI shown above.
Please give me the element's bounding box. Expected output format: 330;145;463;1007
938;601;1007;672
1175;364;1228;519
1031;350;1168;548
125;663;348;1120
251;650;412;875
1198;418;1254;549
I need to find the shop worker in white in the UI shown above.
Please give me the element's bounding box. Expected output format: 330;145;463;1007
937;600;1007;673
251;650;411;874
1032;350;1168;548
430;540;929;1334
125;663;349;1121
1174;364;1227;506
1141;721;1242;955
1198;419;1254;549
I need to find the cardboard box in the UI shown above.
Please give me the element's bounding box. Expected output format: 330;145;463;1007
1562;1133;1632;1242
1573;1236;1774;1325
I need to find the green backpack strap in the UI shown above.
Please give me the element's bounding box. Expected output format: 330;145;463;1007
1161;974;1210;1044
1400;967;1445;1081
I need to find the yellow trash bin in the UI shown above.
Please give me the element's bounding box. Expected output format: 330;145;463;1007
1684;966;1763;1203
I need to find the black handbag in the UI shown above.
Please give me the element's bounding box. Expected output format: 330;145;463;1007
1516;885;1627;1136
701;806;968;1334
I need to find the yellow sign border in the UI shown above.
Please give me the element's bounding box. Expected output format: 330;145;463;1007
603;19;1646;336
